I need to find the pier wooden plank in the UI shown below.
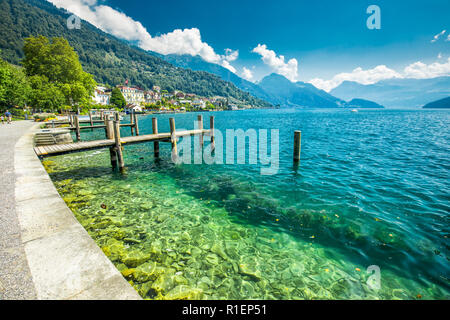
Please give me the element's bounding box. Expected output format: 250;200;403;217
34;129;212;157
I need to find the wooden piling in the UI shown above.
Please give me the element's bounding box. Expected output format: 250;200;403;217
134;113;140;136
105;118;114;139
169;117;177;160
210;116;215;151
103;115;108;138
113;120;125;171
75;116;81;142
89;111;93;130
197;115;203;147
130;111;135;136
152;117;159;158
106;119;117;168
293;130;301;162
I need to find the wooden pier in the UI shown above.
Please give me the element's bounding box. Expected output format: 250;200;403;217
35;113;213;171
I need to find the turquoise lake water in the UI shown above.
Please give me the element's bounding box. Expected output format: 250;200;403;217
44;108;449;299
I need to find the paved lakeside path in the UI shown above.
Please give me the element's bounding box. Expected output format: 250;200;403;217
0;120;37;299
0;121;141;300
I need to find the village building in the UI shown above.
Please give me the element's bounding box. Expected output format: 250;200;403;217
192;99;206;109
118;86;145;105
124;103;143;114
93;86;111;105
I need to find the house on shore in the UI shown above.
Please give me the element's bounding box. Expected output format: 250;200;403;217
124;104;143;114
93;86;111;105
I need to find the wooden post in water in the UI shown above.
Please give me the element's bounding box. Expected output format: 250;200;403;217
152;117;159;158
134;112;140;136
130;110;135;136
169;117;178;160
210;116;215;151
75;116;81;142
89;111;94;131
113;120;125;171
105;117;114;139
106;119;117;169
51;120;55;128
69;114;73;127
293;130;301;163
103;115;109;138
197;115;203;148
100;111;104;121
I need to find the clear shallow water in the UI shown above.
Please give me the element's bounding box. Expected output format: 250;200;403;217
43;109;449;299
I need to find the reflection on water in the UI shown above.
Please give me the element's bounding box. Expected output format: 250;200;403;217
44;109;449;299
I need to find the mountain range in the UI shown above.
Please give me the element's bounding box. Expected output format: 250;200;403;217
162;54;384;108
422;96;450;108
330;77;450;108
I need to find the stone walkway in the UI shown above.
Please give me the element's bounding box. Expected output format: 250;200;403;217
0;120;37;300
0;120;141;300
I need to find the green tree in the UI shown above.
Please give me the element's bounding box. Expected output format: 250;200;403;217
110;87;126;108
22;35;96;109
0;55;31;111
27;75;64;111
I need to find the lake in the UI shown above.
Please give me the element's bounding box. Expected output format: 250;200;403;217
43;108;450;299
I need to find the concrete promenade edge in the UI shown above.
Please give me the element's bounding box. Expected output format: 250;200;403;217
12;121;141;300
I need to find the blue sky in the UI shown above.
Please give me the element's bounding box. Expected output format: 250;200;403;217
49;0;450;90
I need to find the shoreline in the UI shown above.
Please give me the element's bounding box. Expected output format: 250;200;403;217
12;122;141;300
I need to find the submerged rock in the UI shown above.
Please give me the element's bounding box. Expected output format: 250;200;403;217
151;268;176;295
205;253;220;266
163;285;204;300
133;261;158;282
238;263;261;281
121;250;151;268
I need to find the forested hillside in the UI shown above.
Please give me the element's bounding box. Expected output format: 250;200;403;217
0;0;271;107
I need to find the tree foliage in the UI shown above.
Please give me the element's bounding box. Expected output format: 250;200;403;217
23;35;96;108
0;53;31;110
110;87;126;108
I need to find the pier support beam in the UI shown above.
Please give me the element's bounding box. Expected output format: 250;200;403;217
293;130;301;163
130;111;135;136
169;117;178;161
197;115;203;148
113;120;125;172
89;111;94;131
152;118;159;158
75;116;81;142
210;116;215;151
105;119;117;169
134;113;140;136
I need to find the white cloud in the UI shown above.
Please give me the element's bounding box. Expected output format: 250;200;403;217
241;67;254;81
224;49;239;62
438;53;442;59
431;30;446;43
48;0;237;71
252;44;298;82
309;58;450;91
221;60;237;73
309;65;402;92
446;35;450;42
403;57;450;79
